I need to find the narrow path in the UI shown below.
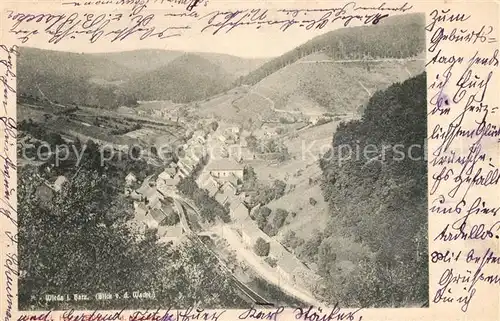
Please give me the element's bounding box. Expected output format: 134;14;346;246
357;81;372;97
297;58;426;64
250;90;325;117
166;196;272;304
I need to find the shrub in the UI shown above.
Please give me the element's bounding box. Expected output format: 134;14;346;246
254;237;270;256
259;206;272;218
309;197;317;206
264;256;277;268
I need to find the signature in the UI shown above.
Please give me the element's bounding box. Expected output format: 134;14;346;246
238;307;284;320
294;305;363;321
434;248;500;312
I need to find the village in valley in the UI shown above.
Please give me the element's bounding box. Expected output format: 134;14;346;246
17;13;428;309
115;112;327;305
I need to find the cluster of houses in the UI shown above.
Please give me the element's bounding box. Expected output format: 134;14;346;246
177;130;208;178
122;118;318;288
197;158;249;221
125;172;183;244
236;213;319;288
195;157;318;288
215;126;241;145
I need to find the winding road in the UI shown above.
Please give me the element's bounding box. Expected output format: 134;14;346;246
250;90;326;117
166;197;273;305
297;58;425;64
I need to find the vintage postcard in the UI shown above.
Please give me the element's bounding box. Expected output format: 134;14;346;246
1;0;499;320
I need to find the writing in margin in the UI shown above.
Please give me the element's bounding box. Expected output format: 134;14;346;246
426;5;500;313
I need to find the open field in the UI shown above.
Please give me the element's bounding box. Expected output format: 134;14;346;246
18;103;185;149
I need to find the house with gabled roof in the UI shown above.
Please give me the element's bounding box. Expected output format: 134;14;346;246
229;199;249;223
206;158;244;180
198;173;220;197
178;156;196;177
125;172;137;186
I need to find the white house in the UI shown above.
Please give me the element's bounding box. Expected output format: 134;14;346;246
206;158;244;180
53;176;68;192
125;172;137;186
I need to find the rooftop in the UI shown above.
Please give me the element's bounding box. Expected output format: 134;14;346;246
159;170;175;180
150;208;166;224
125;172;137;181
53;176;68;190
206;158;244;171
240;217;268;241
277;251;305;275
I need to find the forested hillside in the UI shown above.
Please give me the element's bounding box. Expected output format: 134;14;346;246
98;49;267;76
239;13;424;86
17;48;265;108
18;143;246;309
124;54;233;103
17;47;138;109
314;72;427;307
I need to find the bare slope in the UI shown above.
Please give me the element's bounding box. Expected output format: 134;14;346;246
243;55;425;116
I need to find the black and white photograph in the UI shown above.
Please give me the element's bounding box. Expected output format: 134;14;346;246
16;11;428;311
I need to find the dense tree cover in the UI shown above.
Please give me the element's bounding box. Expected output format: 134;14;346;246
18;166;244;310
313;72;428;307
162;210;181;226
243;166;287;206
125;54;233;103
282;231;305;250
17;48;243;108
18;76;138;109
253;206;288;237
177;177;231;223
238;13;424;86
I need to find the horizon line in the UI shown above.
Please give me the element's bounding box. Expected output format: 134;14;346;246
18;45;278;60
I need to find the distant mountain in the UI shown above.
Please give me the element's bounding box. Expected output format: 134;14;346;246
17;47;137;108
196;52;268;78
18;47;268;108
238;13;425;86
93;50;184;73
126;53;233;103
203;13;427;118
18;47;132;81
96;49;268;77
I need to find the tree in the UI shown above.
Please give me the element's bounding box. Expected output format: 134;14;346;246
283;231;304;249
243;165;258;189
17;166;243;310
272;180;286;199
264;257;277;268
259;206;272;218
210;121;219;132
273;208;288;229
263;224;278;237
246;135;258;151
254;237;270;256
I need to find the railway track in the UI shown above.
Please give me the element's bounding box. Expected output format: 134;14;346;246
170;198;274;305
